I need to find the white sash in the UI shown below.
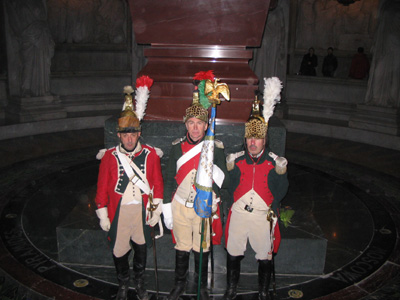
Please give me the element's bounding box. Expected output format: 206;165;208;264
117;147;164;239
175;141;224;188
116;147;151;195
176;141;203;172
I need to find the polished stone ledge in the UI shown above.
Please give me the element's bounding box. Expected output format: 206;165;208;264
282;119;400;151
1;115;399;152
0;116;110;141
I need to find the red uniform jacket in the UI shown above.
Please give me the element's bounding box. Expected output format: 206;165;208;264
225;149;288;253
95;144;164;226
164;136;228;245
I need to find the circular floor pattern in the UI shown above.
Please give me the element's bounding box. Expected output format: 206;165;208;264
0;151;398;300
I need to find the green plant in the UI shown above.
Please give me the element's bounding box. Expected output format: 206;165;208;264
279;207;295;228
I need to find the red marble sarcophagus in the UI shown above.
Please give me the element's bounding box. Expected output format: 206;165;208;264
127;0;272;123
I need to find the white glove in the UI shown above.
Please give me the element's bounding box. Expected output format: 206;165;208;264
96;207;111;231
162;203;173;230
147;198;163;227
275;157;288;175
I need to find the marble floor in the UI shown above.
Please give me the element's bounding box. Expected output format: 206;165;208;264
0;129;399;300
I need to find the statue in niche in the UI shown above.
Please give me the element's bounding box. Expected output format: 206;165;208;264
365;0;400;108
250;0;287;89
5;0;55;97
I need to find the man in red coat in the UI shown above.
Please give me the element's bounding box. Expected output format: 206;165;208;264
223;79;288;300
163;83;228;300
95;81;164;300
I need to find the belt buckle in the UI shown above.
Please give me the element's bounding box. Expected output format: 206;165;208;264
185;201;194;208
130;174;138;183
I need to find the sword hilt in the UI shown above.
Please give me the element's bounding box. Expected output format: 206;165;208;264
266;204;276;222
147;194;158;220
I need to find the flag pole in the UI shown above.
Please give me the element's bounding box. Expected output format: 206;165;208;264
196;102;216;300
192;74;230;300
209;216;214;288
197;218;206;300
147;194;160;299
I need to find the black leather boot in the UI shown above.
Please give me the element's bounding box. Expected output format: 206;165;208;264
193;251;209;300
113;251;131;300
222;254;243;300
258;259;272;300
132;242;149;300
167;250;190;300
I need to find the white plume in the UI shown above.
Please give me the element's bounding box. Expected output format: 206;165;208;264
263;77;282;123
135;86;150;121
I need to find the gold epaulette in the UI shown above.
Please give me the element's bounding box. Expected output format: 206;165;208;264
214;139;224;149
226;151;245;171
172;136;186;145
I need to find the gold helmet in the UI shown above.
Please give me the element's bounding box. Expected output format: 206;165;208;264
183;89;209;123
117;76;153;133
245;92;267;139
245;77;283;139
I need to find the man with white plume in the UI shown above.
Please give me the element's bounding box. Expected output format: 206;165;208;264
94;76;164;300
223;77;289;300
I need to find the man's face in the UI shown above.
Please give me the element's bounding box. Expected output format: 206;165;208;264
118;132;141;151
246;137;266;157
185;117;208;142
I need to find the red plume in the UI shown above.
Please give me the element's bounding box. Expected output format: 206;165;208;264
193;70;215;81
136;75;154;89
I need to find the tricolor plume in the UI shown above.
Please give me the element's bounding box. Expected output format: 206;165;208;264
262;77;282;123
135;75;154;121
193;70;215;109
